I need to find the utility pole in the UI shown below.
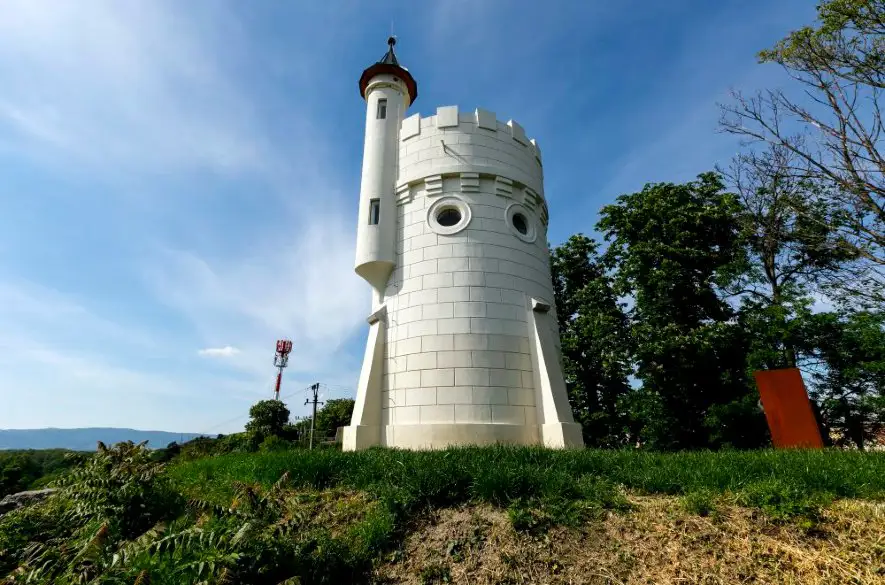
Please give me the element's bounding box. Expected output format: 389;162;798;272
305;382;323;449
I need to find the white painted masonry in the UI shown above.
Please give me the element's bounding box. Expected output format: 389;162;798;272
342;45;582;451
353;72;409;296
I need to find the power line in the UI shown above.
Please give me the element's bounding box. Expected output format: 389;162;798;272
194;372;277;436
319;383;356;398
279;383;317;402
196;381;314;437
197;412;251;436
193;381;346;440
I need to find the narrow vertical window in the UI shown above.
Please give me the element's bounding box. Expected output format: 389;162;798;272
369;199;380;225
376;98;387;120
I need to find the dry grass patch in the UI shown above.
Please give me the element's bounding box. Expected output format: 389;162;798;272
281;488;379;537
374;497;885;585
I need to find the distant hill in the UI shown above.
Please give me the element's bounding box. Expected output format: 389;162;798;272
0;428;204;451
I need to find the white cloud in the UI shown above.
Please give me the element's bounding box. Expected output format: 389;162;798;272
0;0;270;176
0;278;167;356
0;281;265;431
0;1;365;431
145;208;367;383
198;346;241;357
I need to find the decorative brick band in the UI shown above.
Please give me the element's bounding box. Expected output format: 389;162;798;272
396;171;550;227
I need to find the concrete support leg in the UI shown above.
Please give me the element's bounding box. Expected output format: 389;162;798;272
527;298;584;448
342;306;387;452
540;422;584;448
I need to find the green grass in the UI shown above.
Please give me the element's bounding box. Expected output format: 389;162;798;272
6;444;885;584
163;446;885;581
167;444;885;576
169;445;885;513
681;488;719;517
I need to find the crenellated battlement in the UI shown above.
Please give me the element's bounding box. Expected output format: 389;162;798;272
397;106;545;204
400;106;542;165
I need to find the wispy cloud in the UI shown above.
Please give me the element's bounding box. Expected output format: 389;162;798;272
198;346;241;357
145;210;367;380
0;281;263;431
0;1;365;432
0;1;268;176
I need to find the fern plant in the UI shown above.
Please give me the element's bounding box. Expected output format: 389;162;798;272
0;441;187;584
0;443;375;584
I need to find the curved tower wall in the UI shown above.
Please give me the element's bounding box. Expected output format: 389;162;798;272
345;104;583;450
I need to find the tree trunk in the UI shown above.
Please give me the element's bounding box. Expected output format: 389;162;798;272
770;283;798;369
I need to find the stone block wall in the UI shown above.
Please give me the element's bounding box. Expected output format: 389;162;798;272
377;106;561;447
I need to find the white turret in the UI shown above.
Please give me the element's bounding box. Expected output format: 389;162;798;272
354;37;419;299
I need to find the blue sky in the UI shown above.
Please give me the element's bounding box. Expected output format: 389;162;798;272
0;0;817;433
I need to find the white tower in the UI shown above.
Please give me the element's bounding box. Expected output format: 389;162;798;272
342;39;583;450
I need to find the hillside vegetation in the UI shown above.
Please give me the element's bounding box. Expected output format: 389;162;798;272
1;442;884;584
0;450;87;499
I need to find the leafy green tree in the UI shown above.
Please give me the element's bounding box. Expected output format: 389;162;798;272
719;142;885;451
598;172;767;449
737;298;817;374
314;398;355;440
0;454;36;498
721;0;885;305
245;399;291;438
151;441;181;463
0;450;85;498
723;144;856;370
551;234;632;447
804;310;885;449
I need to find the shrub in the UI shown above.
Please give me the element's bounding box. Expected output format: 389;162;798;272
245;399;291;437
259;434;294;452
0;441;184;583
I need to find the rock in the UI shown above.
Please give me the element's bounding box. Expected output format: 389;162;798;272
0;488;57;515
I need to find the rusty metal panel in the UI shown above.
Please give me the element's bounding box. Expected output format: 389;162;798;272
754;368;824;449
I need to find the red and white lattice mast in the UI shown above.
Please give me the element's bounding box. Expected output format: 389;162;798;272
273;339;293;400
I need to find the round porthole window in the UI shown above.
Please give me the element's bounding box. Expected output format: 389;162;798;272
436;207;462;227
505;203;537;243
512;213;529;235
427;197;471;235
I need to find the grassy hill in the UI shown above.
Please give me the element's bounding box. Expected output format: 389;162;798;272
171;447;885;583
1;442;883;583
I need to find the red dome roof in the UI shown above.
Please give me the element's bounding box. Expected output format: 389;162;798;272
359;37;418;105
